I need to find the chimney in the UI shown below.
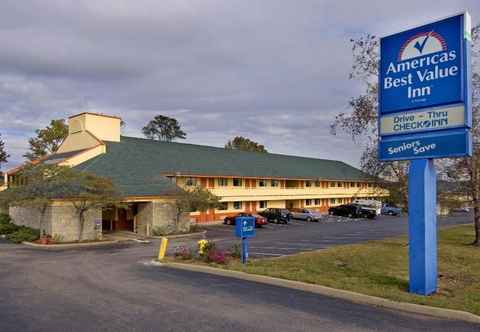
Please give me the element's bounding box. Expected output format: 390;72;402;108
68;112;121;142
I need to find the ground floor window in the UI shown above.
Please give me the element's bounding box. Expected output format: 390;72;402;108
217;202;228;210
314;199;320;205
305;199;312;206
330;198;336;204
233;201;242;209
259;201;267;209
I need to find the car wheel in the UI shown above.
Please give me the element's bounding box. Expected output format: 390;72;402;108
272;218;278;224
306;217;312;222
347;213;353;218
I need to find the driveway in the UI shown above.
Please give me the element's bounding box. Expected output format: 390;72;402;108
202;213;472;257
0;239;478;331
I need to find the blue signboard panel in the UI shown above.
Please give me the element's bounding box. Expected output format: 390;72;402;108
379;128;471;161
235;216;255;238
378;12;472;161
380;14;465;114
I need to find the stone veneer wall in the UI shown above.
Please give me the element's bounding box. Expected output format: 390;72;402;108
9;205;102;242
136;201;190;237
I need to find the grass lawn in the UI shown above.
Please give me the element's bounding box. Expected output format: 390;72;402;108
226;225;480;315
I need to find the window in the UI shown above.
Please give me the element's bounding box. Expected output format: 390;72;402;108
218;178;228;186
271;179;279;187
368;183;373;187
350;182;355;187
337;182;343;187
259;201;267;209
314;199;320;205
233;178;243;187
185;177;197;186
217;202;228;210
330;198;336;204
357;182;361;187
330;182;336;187
305;199;312;206
259;179;267;187
305;181;312;187
233;201;242;209
315;180;321;187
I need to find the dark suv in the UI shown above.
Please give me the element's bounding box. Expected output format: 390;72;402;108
259;208;292;224
328;204;376;219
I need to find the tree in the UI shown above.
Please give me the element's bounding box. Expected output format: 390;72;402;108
24;119;68;161
331;27;480;245
225;136;268;153
142;115;186;142
173;186;220;227
0;164;121;240
0;133;9;171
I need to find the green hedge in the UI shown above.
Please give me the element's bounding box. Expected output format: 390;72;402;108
0;214;40;243
0;213;11;225
6;226;40;243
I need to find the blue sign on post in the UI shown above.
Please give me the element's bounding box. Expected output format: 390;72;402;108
235;216;256;264
379;12;472;295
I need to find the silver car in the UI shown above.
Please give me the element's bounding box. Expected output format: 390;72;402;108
290;208;323;222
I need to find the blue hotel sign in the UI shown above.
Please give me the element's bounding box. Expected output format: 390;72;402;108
379;13;472;160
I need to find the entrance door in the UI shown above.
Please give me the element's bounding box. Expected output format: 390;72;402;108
116;208;134;232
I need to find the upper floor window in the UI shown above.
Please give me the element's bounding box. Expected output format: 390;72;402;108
233;178;243;187
233;201;242;209
305;181;312;187
218;178;228;186
357;182;361;187
315;181;321;187
259;201;267;209
271;179;279;187
350;182;355;187
259;179;267;187
368;183;373;188
337;182;343;187
185;177;197;186
330;182;336;187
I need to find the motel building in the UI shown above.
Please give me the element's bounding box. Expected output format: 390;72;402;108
5;112;387;242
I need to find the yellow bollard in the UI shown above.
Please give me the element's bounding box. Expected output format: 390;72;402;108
158;237;169;261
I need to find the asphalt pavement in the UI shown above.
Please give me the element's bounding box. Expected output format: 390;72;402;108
0;214;477;332
202;213;472;257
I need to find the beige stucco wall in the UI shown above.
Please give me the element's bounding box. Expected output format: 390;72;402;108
57;131;101;154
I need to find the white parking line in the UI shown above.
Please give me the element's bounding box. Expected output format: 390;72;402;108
251;252;283;256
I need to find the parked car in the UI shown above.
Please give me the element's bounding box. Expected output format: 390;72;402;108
450;207;470;213
289;208;323;222
381;204;402;216
328;204;376;219
258;208;292;224
223;213;268;228
352;199;382;215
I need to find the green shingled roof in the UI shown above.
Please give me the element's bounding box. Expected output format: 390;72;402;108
74;136;372;197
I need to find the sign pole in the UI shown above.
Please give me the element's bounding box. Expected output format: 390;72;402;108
241;237;248;264
408;159;437;295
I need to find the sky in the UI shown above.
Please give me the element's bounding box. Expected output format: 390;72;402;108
1;0;479;171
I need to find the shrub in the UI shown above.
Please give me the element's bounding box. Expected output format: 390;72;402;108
174;246;193;260
0;222;19;235
229;244;241;258
6;226;40;243
0;213;11;225
207;249;228;264
198;239;216;257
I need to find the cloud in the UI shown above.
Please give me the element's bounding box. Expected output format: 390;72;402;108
0;0;479;171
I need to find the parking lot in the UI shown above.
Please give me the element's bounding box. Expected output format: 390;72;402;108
197;213;472;258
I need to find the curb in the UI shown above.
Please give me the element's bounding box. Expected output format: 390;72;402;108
22;240;119;250
162;261;480;324
151;231;207;240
